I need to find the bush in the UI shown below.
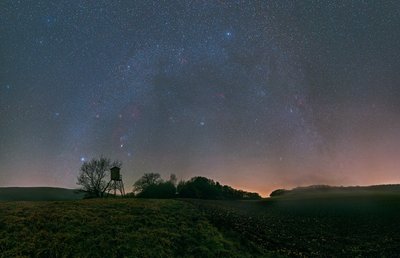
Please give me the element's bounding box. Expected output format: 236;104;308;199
137;182;176;199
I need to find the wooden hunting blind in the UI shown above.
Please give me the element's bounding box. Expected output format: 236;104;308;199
110;166;121;181
108;166;125;196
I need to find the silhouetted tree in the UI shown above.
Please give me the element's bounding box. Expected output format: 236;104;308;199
133;173;177;198
76;156;121;198
177;177;219;199
177;176;262;200
133;173;162;194
137;181;176;198
132;174;261;200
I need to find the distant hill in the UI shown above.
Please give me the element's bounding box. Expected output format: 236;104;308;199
0;187;85;201
270;184;400;197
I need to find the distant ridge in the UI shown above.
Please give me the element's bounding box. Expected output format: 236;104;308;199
270;184;400;197
0;187;84;201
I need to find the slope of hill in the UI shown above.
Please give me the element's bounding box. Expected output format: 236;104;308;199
0;187;84;201
1;185;400;257
0;199;259;257
270;184;400;197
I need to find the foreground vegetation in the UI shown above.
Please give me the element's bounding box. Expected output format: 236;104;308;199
1;189;400;257
0;199;256;258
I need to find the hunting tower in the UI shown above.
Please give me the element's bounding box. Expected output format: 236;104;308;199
108;166;125;196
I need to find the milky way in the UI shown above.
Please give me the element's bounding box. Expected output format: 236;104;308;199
1;1;400;195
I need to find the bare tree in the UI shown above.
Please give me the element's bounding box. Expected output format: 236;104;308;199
77;156;122;198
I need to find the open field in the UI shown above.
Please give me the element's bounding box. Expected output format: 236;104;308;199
1;191;400;257
189;191;400;257
0;199;255;258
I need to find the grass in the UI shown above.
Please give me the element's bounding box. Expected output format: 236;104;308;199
0;199;256;258
1;191;400;257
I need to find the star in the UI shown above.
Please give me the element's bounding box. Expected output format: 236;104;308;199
1;0;399;196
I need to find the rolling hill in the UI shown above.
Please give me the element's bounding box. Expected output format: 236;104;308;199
0;187;84;201
270;184;400;197
1;184;400;256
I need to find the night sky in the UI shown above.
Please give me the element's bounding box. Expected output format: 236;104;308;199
1;1;400;196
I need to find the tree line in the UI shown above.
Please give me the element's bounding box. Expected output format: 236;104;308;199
77;157;261;200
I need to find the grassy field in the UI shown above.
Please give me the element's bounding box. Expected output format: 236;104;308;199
0;199;257;258
1;192;400;257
